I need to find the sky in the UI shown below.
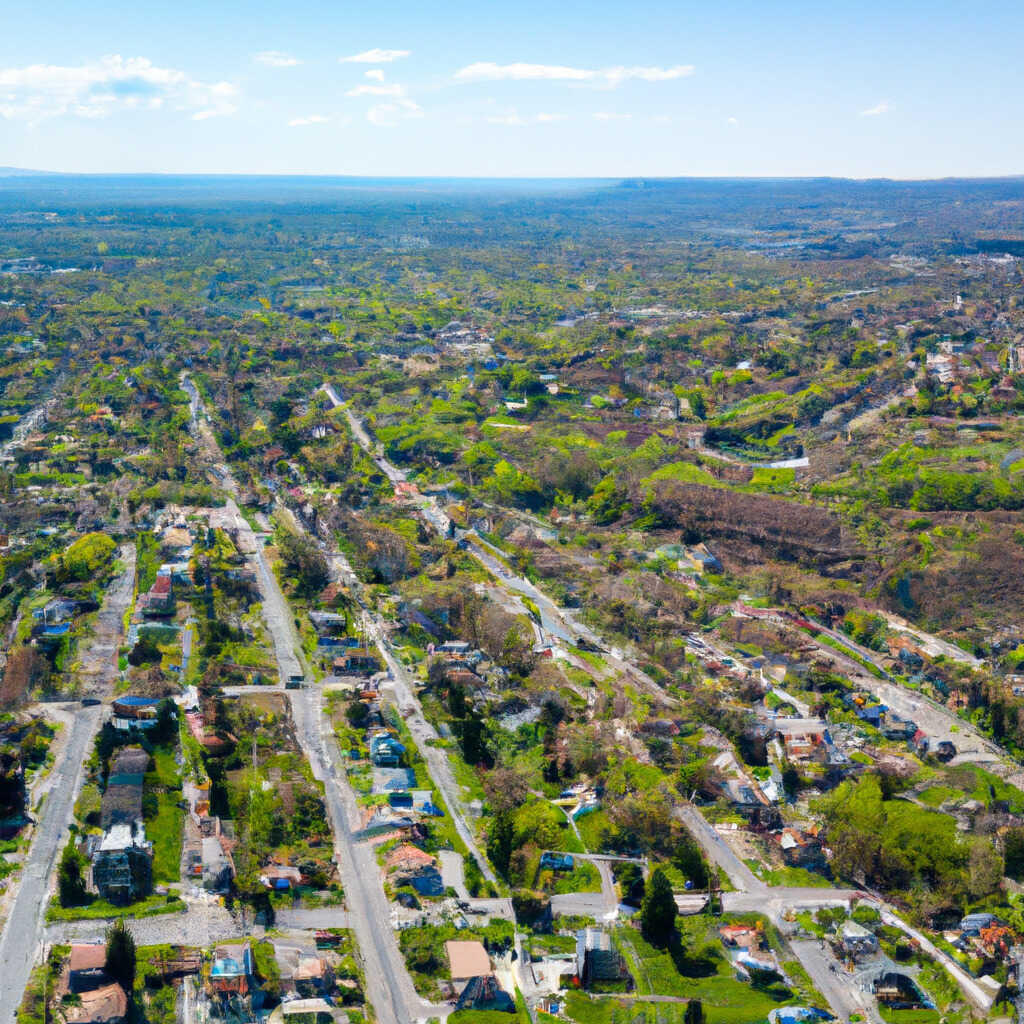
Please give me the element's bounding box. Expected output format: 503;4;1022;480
0;0;1022;178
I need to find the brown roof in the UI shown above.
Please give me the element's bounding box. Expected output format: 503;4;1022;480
69;944;107;972
445;939;492;980
385;843;434;871
64;982;127;1023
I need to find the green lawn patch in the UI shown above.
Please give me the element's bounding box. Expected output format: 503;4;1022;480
149;791;184;884
47;892;183;921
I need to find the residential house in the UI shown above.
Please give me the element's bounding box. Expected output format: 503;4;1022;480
91;822;153;904
838;919;879;957
445;939;492;985
260;864;304;892
209;942;253;997
61;983;128;1024
369;731;405;768
539;852;575;872
111;695;161;731
274;944;334;999
182;834;234;892
776;829;827;871
67;944;108;993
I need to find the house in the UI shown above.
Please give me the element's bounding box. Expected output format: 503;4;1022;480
540;852;575;872
960;912;1001;936
576;928;629;988
438;640;471;658
91;822;153;904
67;944;108;992
839;919;879;957
260;864;304;891
776;829;826;871
445;939;492;983
719;925;762;951
61;983;128;1024
111;695;161;731
333;649;381;675
274;944;333;999
182;834;234;892
309;611;347;636
682;543;722;575
369;731;405;768
209;942;253;996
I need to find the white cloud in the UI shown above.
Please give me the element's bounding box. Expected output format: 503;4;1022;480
486;110;567;126
860;100;890;117
254;50;301;68
345;82;404;98
455;61;694;88
340;48;409;64
727;116;738;125
364;69;385;81
0;55;238;122
288;114;330;126
593;111;631;120
367;97;422;126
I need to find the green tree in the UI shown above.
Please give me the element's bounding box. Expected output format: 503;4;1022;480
487;809;515;880
105;917;136;993
685;999;705;1024
1004;826;1024;880
640;867;677;948
58;841;88;907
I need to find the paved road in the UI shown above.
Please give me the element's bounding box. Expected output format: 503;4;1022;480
790;938;877;1024
0;550;135;1019
676;804;766;894
0;705;103;1018
291;686;447;1023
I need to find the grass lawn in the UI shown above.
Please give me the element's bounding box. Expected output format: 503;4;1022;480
544;860;601;895
575;809;613;852
151;746;181;788
149;792;184;884
879;1009;942;1024
917;785;959;807
47;893;183;921
612;922;793;1024
562;992;757;1024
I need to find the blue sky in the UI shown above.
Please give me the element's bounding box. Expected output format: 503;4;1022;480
1;0;1021;177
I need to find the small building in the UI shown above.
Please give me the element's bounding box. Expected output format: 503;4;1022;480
445;939;492;984
67;944;108;992
183;834;234;892
961;912;1001;936
111;695;161;731
776;829;826;871
92;822;153;904
61;982;128;1024
540;852;575;872
839;919;878;957
369;731;405;768
209;942;253;996
260;864;304;891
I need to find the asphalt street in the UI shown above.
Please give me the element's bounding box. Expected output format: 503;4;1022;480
0;550;135;1019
